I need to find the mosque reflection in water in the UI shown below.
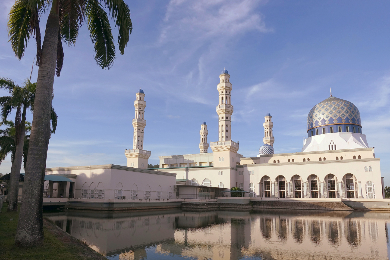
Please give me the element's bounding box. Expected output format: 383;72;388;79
46;210;389;260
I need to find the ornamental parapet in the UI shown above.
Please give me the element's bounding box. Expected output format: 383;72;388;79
125;149;151;159
210;140;239;152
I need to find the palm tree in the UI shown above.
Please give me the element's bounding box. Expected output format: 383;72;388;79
0;78;57;212
8;0;132;246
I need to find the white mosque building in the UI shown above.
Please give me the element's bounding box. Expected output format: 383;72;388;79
41;69;383;202
152;69;383;199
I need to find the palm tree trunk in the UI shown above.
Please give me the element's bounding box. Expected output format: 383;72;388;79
7;105;25;211
15;0;59;247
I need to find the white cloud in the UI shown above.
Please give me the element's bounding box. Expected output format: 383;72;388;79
161;0;270;44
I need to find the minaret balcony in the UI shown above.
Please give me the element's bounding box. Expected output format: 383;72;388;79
132;119;146;127
210;140;239;152
216;104;233;115
133;100;146;107
125;149;151;159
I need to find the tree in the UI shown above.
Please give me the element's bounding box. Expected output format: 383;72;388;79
0;79;57;212
0;79;35;211
230;187;244;197
8;0;132;246
384;186;390;198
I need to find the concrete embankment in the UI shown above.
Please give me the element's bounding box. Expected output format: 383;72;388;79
66;199;182;211
342;199;390;211
43;197;390;212
182;198;353;211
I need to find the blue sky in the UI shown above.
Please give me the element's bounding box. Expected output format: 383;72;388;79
0;0;390;184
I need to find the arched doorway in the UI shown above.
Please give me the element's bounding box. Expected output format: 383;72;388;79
260;176;271;198
325;174;337;198
344;174;357;198
291;175;302;198
308;175;319;198
276;175;286;198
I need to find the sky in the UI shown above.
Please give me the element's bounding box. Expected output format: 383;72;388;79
0;1;390;184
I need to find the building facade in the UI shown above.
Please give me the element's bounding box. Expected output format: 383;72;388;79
158;69;383;199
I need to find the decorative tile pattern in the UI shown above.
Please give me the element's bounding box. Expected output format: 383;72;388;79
307;96;361;131
259;144;274;155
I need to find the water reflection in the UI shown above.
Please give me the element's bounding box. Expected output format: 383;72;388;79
45;210;390;260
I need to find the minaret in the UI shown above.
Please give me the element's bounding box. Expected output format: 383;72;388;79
125;89;151;169
216;69;233;142
211;69;239;170
133;90;146;149
263;113;274;146
199;122;209;153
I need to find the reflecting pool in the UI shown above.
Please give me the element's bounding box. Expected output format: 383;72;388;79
45;210;390;260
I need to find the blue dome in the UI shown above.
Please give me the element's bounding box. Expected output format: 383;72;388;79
222;69;228;74
203;122;206;125
265;113;271;117
259;144;274;155
138;89;144;94
307;96;361;132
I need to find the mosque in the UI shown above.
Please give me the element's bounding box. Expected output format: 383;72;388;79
39;69;383;203
126;69;383;200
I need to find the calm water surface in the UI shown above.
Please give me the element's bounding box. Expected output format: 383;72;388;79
45;210;390;260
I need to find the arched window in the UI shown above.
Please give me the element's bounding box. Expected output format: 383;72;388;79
369;166;372;172
303;158;306;162
336;157;339;160
330;127;334;133
316;129;319;135
323;157;326;161
322;128;325;134
338;126;342;132
219;182;224;188
353;156;356;159
340;156;343;160
358;155;361;159
273;160;276;163
365;181;375;199
319;157;322;161
288;159;291;162
353;127;356;133
364;166;368;172
277;160;280;163
346;126;350;132
307;158;310;162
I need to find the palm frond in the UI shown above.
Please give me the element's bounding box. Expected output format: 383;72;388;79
56;31;64;76
100;0;132;54
8;0;32;59
0;97;13;122
0;134;15;164
60;0;85;45
0;78;17;92
86;0;115;68
50;107;58;133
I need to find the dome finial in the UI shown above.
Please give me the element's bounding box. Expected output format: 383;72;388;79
330;87;332;97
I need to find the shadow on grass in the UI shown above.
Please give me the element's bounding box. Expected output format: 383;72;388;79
0;203;106;260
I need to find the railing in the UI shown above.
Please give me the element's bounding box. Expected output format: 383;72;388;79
125;149;151;156
210;140;239;149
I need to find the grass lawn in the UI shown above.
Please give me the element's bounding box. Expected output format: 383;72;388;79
0;203;106;260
